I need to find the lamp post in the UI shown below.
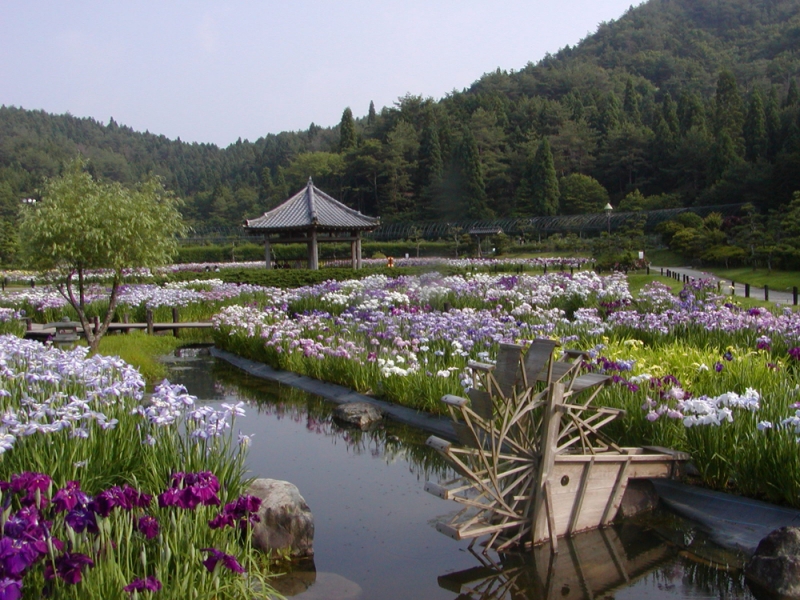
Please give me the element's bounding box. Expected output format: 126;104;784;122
604;203;613;235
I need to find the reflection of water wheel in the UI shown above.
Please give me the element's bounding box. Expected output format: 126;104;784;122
426;341;685;552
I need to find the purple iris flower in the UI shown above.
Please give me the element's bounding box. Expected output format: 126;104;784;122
0;537;41;578
65;506;98;535
201;548;245;574
137;516;159;540
123;575;162;593
52;481;89;513
715;362;724;373
789;347;800;361
159;472;220;510
209;494;262;530
121;485;152;509
90;486;133;517
44;552;94;585
6;473;51;508
0;577;22;600
3;506;44;540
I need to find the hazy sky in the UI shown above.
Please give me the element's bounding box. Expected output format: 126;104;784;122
2;1;640;147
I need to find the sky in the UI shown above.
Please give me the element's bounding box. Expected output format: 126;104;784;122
1;0;641;148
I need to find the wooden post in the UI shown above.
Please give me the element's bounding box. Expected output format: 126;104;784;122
745;283;750;298
731;281;735;296
350;234;357;270
24;318;32;331
532;382;564;550
264;235;272;270
123;313;130;335
764;284;769;302
308;229;319;270
357;236;362;270
172;307;180;338
146;309;154;336
794;286;798;306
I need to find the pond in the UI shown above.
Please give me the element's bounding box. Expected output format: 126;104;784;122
163;349;758;600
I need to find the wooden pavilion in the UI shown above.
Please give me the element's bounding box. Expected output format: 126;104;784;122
243;178;380;270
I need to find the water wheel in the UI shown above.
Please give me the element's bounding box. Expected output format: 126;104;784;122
424;340;625;551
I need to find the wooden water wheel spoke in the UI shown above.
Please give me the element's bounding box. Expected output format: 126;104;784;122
426;340;684;552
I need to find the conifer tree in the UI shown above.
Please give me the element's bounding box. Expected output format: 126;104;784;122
744;88;767;162
662;92;680;137
766;87;782;160
367;101;377;128
529;138;559;216
623;79;641;125
713;70;745;156
339;107;357;152
417;109;443;193
678;91;705;135
457;127;492;220
785;79;799;108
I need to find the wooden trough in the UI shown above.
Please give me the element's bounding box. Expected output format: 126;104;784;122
424;340;687;552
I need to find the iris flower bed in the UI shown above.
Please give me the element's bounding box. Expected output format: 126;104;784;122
0;336;278;599
212;271;800;506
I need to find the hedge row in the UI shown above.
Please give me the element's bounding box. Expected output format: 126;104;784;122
176;241;455;264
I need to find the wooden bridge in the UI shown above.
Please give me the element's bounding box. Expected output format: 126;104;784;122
24;308;213;342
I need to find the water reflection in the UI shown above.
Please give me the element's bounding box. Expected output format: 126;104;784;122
163;350;757;600
438;516;753;600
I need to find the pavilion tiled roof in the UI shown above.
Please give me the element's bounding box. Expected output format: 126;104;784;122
244;178;379;233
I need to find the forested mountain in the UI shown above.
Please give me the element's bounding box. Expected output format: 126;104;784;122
4;0;800;240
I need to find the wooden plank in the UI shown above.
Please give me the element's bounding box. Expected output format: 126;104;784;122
523;338;558;386
544;479;558;553
532;382;564;545
601;458;632;526
494;343;524;398
467;389;493;420
569;457;595;535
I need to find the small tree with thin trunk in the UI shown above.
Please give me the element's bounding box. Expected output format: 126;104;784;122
19;160;187;352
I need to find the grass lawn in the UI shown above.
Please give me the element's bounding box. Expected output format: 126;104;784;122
94;331;185;383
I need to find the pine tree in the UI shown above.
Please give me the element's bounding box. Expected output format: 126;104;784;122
785;79;799;108
339;107;357;152
457;127;492;220
274;166;289;200
766;86;782;160
709;130;740;182
529;138;560;216
623;79;641;125
661;92;680;137
367;101;377;128
677;91;705;135
744;88;767;162
417;109;443;193
713;70;745;157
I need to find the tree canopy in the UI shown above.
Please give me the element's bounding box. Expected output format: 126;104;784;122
19;160;187;350
4;0;800;237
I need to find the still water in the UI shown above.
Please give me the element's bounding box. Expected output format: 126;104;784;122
163;349;758;600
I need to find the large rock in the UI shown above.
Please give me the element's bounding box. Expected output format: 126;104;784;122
333;402;383;429
745;526;800;598
247;478;314;559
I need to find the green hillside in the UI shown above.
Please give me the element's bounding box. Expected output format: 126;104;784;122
3;0;800;245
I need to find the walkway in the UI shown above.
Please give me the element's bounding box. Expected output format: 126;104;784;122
651;265;797;306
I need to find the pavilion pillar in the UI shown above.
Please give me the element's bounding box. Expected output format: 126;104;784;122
356;233;362;270
308;229;319;270
264;235;272;270
350;234;357;270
